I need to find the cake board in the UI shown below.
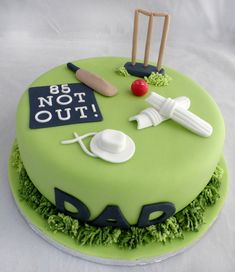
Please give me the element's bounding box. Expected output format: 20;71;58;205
8;148;228;266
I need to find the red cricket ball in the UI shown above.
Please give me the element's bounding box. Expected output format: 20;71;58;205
131;79;149;96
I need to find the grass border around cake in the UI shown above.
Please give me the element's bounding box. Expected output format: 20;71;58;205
10;142;225;250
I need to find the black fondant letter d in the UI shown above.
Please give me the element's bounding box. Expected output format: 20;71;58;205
54;188;90;222
137;202;176;227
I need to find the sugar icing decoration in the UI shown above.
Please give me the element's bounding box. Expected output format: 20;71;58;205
124;9;170;77
55;183;175;229
67;62;118;97
29;83;103;129
146;92;213;137
55;188;90;222
130;92;213;137
131;79;149;96
116;67;172;87
116;66;130;77
144;72;172;87
62;132;97;158
130;96;190;129
11;143;223;249
61;129;136;163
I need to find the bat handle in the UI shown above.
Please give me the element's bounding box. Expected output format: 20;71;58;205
66;62;118;97
67;62;80;72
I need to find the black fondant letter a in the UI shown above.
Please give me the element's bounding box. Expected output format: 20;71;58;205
92;205;130;229
54;188;90;222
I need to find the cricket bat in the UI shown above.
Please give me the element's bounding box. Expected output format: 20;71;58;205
67;62;118;97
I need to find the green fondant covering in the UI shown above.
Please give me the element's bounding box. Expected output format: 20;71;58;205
10;143;224;249
16;57;225;226
8;147;228;261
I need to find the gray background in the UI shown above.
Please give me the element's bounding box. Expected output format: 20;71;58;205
0;0;235;271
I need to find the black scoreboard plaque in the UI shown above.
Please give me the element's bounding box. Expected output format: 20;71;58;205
29;83;103;129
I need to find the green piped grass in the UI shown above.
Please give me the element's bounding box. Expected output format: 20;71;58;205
116;66;130;77
144;72;172;87
116;66;172;87
11;143;223;249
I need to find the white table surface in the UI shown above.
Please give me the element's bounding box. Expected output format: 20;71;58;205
0;0;235;271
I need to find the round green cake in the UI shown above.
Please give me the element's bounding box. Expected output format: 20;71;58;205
10;56;227;264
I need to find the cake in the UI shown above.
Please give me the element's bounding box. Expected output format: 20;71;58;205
8;9;228;266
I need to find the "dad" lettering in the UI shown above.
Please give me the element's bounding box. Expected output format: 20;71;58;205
54;188;176;229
